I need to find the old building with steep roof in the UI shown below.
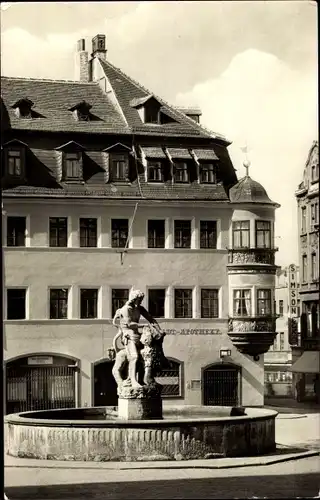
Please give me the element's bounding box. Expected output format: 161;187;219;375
2;35;279;412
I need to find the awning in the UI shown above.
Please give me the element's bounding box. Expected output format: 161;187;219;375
141;147;166;159
166;148;192;159
299;292;319;302
192;149;218;161
289;351;320;373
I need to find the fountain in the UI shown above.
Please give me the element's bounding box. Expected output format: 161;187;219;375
5;289;277;461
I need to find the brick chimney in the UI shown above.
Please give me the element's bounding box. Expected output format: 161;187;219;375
91;34;107;61
75;38;90;83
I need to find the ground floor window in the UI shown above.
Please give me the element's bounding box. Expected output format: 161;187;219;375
155;359;182;397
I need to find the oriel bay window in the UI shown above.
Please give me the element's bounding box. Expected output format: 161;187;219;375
232;221;250;248
200;220;217;249
49;217;68;247
111;219;128;248
233;289;251;316
147;161;163;182
80;289;98;319
7;216;26;247
80;218;97;247
7;289;26;320
200;163;215;183
148;220;165;248
255;221;271;248
174;162;189;183
112;288;129;317
257;289;271;316
201;289;219;318
174;220;191;248
50;289;68;319
174;289;192;318
148;289;165;318
110;153;129;181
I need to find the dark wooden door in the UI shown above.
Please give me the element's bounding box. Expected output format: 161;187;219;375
203;364;240;406
94;361;118;407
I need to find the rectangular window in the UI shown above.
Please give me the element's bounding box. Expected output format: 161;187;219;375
200;220;217;249
201;289;219;318
147;161;163;182
112;288;129;317
311;204;316;222
174;289;192;318
257;289;271;316
148;220;165;248
64;152;81;179
111;154;128;181
315;202;319;224
148;289;165;318
49;217;68;247
273;336;278;350
233;289;251;316
256;221;271;248
50;289;68;319
200;163;215;183
311;253;318;281
302;254;308;282
301;207;306;233
280;332;285;351
80;218;97;247
232;221;250;248
7;216;26;247
279;300;284;316
80;289;98;319
7;150;22;176
174;162;189;183
145;106;159;124
111;219;128;248
174;220;191;248
7;289;26;319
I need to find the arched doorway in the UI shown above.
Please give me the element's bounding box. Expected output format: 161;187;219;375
93;360;118;407
202;363;241;406
6;354;77;414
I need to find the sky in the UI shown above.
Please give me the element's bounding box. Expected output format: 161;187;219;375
1;1;318;266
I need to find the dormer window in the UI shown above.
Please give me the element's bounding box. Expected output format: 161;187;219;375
110;153;129;182
11;98;34;119
68;101;92;121
145;106;160;124
3;140;27;180
148;161;163;182
200;163;216;184
64;152;82;179
175;162;189;183
8;150;22;176
130;95;162;124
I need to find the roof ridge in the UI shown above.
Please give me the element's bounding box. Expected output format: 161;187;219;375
1;76;97;85
101;58;228;142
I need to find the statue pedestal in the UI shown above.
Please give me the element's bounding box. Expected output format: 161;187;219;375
117;383;163;420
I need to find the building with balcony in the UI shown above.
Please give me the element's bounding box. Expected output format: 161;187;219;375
2;34;279;413
291;141;320;403
264;265;301;398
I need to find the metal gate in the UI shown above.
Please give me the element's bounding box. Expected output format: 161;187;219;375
203;364;240;406
6;363;76;414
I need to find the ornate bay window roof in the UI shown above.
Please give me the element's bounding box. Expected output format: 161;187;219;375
229;170;279;207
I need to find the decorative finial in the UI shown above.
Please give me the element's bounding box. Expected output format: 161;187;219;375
243;159;251;177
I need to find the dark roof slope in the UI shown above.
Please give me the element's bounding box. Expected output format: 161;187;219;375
229;175;278;205
1;77;128;134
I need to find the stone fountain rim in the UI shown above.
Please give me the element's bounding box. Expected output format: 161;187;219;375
4;406;278;428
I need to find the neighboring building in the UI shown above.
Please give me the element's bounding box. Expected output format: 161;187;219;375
264;265;300;398
291;141;320;402
2;34;279;413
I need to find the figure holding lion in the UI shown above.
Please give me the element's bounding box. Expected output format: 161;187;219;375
112;289;167;392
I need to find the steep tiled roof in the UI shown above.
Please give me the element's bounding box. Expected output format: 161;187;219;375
99;59;226;140
229;175;278;205
1;77;128;134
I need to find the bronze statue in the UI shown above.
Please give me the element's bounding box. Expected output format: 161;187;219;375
112;289;166;391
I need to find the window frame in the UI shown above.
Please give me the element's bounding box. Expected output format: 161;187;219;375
255;220;271;249
155;358;183;398
201;288;219;318
111;218;129;248
49;217;68;248
174;219;191;249
311;252;318;281
144;105;160;124
147;219;165;248
302;254;308;283
63;151;82;180
148;288;166;318
174;161;189;183
174;288;193;319
6;216;26;247
110;153;129;182
79;218;98;248
6;288;27;320
232;220;250;249
256;289;272;316
80;288;98;319
147;161;163;182
7;149;23;177
49;288;69;319
111;288;129;317
301;206;307;234
199;162;216;184
233;289;252;317
200;220;217;249
279;300;284;316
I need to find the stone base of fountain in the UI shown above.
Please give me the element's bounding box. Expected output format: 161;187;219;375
117;383;163;420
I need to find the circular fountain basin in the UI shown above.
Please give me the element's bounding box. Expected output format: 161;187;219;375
5;406;277;462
